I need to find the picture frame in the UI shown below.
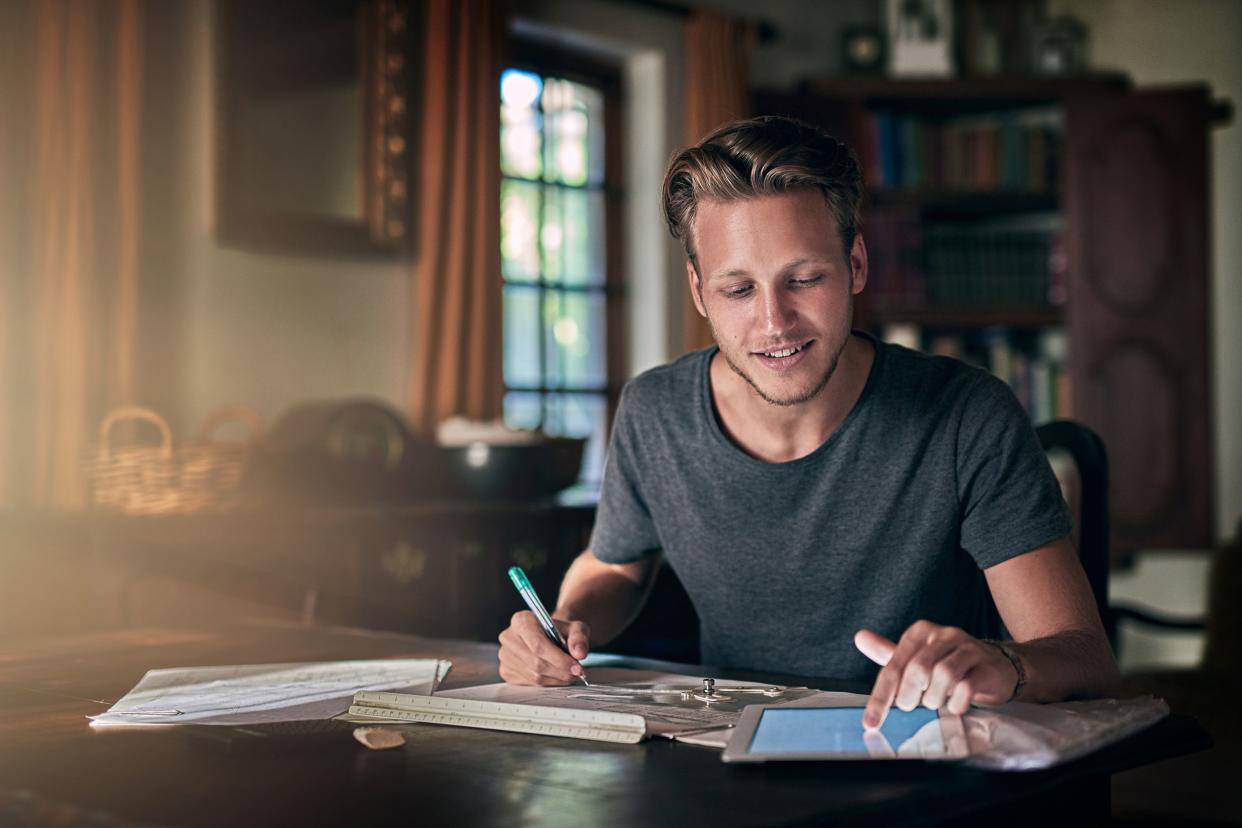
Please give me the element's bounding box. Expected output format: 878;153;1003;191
215;0;414;259
886;0;954;78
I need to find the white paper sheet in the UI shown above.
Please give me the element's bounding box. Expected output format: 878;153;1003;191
90;658;450;727
435;668;818;737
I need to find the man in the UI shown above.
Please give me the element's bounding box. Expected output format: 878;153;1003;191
498;116;1118;728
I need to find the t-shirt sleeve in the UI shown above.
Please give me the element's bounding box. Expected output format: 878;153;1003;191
589;384;663;564
956;374;1073;569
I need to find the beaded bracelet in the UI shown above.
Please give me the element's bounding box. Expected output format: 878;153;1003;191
983;639;1027;702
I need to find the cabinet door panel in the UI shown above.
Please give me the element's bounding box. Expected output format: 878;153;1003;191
1065;87;1213;554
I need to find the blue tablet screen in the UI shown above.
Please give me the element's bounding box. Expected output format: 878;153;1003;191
747;707;939;755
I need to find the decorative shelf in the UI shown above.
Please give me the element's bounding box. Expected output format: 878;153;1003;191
798;73;1131;112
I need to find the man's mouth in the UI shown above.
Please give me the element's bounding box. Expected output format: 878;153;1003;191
753;340;813;371
757;341;810;358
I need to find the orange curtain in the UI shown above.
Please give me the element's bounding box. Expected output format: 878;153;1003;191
0;0;142;510
407;0;507;436
682;10;757;353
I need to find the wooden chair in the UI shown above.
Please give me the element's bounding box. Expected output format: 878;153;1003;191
1042;417;1242;689
1037;418;1215;654
1037;419;1113;638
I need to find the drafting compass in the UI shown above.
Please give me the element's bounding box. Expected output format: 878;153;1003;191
569;677;803;705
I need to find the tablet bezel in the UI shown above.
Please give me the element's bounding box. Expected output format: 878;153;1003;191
721;703;969;763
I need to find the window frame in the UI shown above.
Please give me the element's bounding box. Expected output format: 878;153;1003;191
501;40;626;479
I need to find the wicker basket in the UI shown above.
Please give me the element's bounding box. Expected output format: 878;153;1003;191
89;405;263;515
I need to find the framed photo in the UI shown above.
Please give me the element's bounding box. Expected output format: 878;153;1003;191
886;0;954;77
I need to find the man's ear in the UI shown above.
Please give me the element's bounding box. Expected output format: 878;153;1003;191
849;233;868;296
687;259;708;318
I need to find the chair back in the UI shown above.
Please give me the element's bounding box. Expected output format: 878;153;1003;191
1036;419;1112;641
1202;519;1242;671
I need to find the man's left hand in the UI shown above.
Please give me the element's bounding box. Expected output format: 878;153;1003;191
854;621;1018;730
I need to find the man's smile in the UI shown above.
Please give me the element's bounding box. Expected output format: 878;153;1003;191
753;339;815;371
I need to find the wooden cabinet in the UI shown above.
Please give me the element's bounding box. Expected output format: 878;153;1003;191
1063;87;1214;553
2;505;715;661
756;77;1221;557
0;505;596;644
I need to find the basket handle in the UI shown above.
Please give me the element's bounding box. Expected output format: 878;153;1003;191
194;405;265;444
98;406;173;460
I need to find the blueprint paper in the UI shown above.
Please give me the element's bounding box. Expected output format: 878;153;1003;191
90;658;450;727
436;668;818;737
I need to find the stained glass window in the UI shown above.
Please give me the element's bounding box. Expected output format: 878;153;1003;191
500;65;616;486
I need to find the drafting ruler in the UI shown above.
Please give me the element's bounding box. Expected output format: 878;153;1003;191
348;691;647;744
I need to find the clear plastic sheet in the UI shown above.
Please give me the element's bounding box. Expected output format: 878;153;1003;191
962;695;1170;771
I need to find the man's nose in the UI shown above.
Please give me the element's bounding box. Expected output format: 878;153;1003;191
759;289;796;333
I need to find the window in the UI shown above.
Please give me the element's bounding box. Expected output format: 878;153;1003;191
499;56;621;486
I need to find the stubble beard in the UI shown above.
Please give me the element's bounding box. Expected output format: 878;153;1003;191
707;302;854;408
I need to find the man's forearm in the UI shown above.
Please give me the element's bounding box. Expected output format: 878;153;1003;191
1009;627;1120;703
552;550;656;646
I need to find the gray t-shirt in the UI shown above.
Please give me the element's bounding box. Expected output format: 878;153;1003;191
589;333;1071;680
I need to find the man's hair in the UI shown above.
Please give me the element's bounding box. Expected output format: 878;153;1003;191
661;115;863;268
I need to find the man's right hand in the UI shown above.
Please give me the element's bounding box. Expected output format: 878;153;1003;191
497;611;591;685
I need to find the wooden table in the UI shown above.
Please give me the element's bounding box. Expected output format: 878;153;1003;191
0;622;1210;826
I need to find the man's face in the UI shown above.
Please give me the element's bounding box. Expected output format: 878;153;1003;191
688;188;867;407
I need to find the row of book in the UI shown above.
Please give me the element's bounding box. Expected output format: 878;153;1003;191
865;208;1066;308
864;205;926;304
861;108;1063;192
925;224;1054;306
882;325;1071;425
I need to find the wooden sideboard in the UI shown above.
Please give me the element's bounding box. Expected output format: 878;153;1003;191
0;503;595;644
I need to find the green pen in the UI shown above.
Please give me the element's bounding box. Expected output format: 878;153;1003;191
507;566;589;685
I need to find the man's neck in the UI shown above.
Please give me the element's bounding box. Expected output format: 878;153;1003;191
709;334;875;463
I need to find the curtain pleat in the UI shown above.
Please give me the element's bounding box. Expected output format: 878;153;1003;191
682;10;757;354
113;0;141;409
1;0;142;510
407;0;506;436
31;1;95;506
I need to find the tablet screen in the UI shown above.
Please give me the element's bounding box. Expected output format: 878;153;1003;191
747;707;943;756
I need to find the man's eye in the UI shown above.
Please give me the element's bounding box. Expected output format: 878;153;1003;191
723;285;752;298
792;274;824;287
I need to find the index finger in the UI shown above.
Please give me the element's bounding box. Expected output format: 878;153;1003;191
856;629;899;730
863;665;899;731
862;622;936;729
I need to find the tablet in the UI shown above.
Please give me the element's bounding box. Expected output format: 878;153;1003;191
721;704;969;763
